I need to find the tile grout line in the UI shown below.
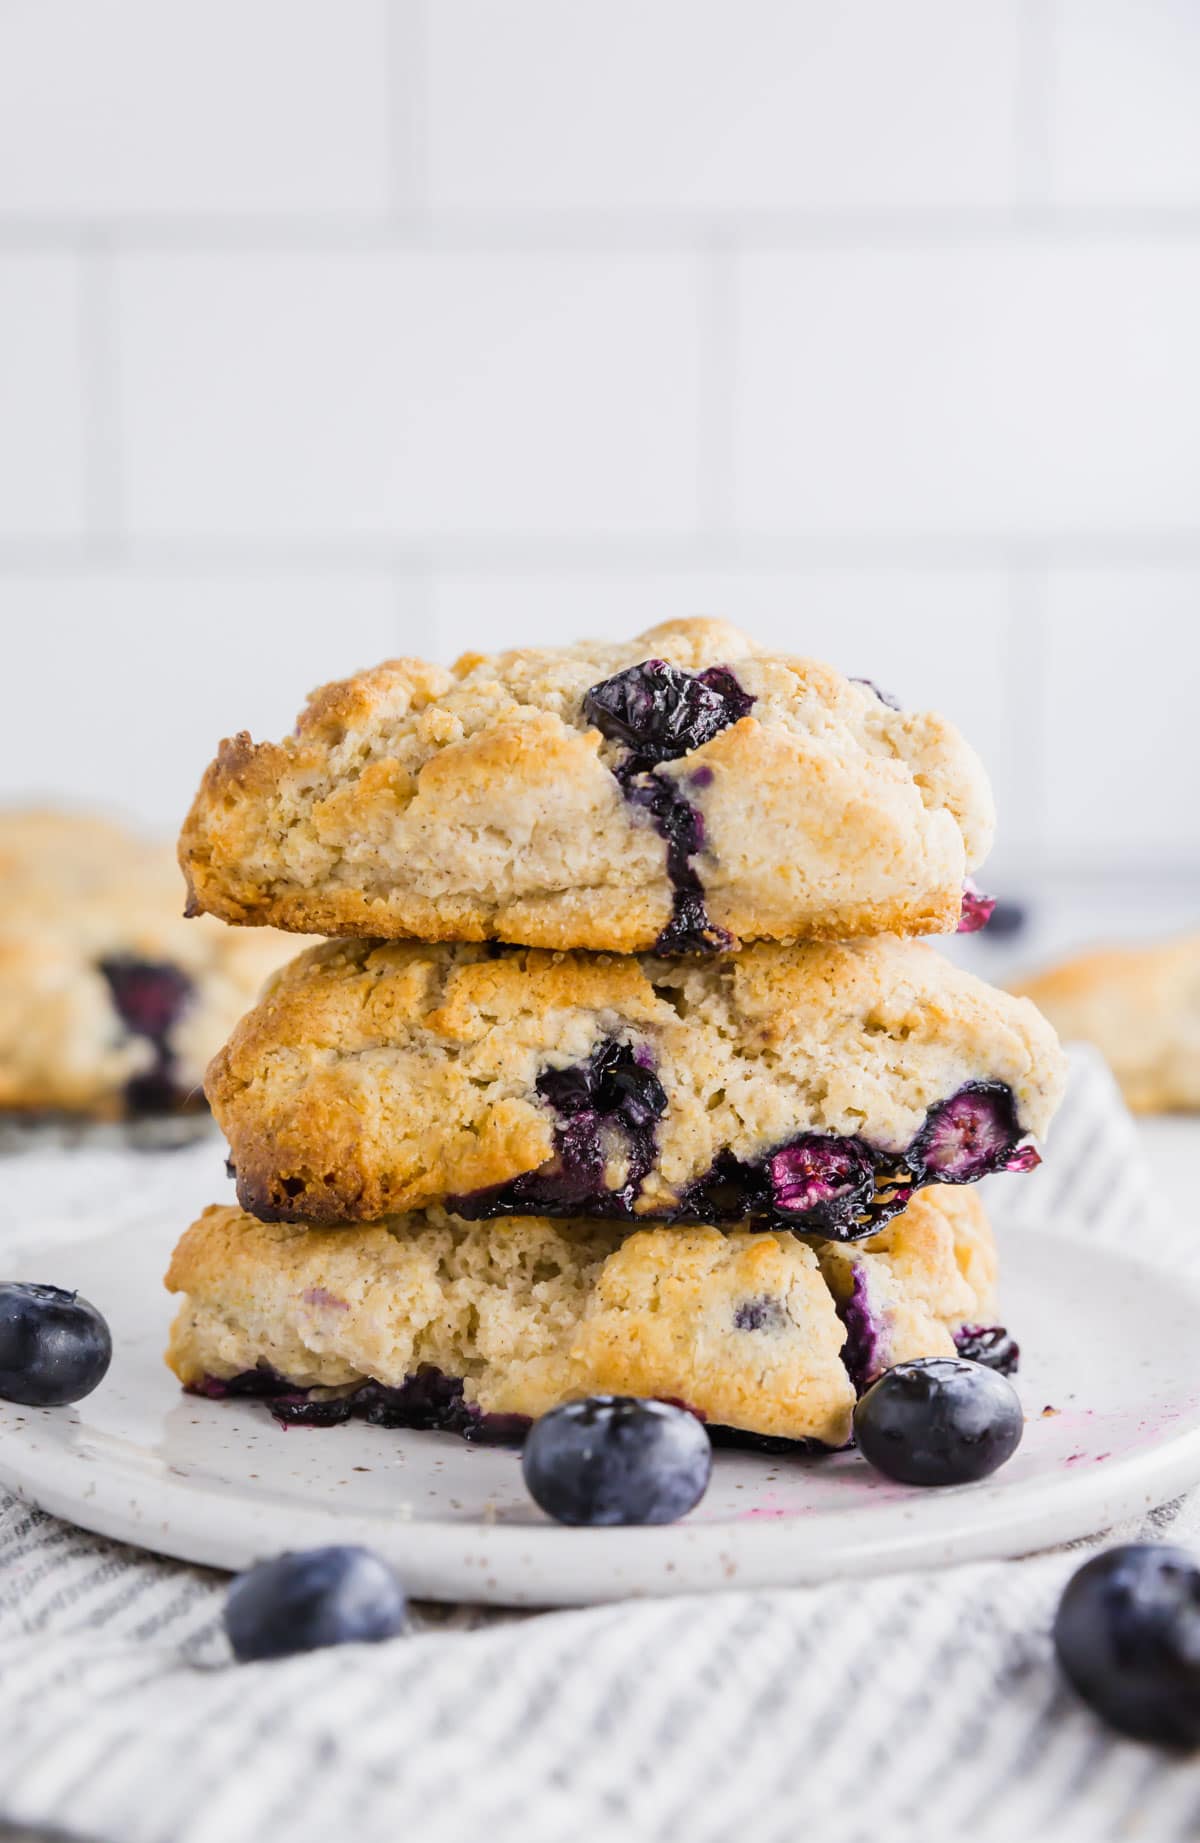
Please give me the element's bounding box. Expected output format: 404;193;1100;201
696;238;738;539
1014;0;1057;209
76;237;124;555
1004;560;1050;885
3;537;1200;579
5;209;1200;254
386;0;431;229
398;557;436;657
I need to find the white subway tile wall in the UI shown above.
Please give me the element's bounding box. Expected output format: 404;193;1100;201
424;1;1023;211
1;576;408;828
0;0;1197;884
0;255;89;538
733;242;1200;538
0;1;395;216
115;252;704;539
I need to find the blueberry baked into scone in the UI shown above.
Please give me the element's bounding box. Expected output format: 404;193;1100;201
0;809;307;1120
165;1187;1004;1449
1013;935;1200;1114
207;936;1065;1235
179;618;996;954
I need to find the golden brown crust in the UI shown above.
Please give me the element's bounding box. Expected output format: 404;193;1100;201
1013;935;1200;1113
179;618;995;952
164;1187;998;1445
0;808;313;1118
206;934;1066;1224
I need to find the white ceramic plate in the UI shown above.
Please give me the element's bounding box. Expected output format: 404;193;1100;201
0;1214;1196;1607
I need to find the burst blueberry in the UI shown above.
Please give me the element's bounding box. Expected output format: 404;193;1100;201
583;659;752;768
837;1267;881;1394
623;767;732;954
957;880;997;934
0;1282;112;1406
522;1395;712;1526
224;1545;407;1662
853;1357;1023;1486
98;956;194;1116
1054;1545;1200;1747
908;1082;1031;1183
953;1324;1020;1375
489;1040;670;1211
194;1363;529;1445
767;1134;876;1230
98;956;192;1041
583;660;751;953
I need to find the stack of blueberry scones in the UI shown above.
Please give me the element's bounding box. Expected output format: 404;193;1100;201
164;619;1066;1451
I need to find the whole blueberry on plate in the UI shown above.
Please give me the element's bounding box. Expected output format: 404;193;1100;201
0;1282;112;1406
225;1545;407;1662
853;1357;1023;1486
1054;1545;1200;1747
522;1395;712;1526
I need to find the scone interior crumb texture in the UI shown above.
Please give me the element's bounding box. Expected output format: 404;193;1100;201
1014;935;1200;1114
207;933;1066;1231
179;618;996;953
165;1187;999;1448
0;809;308;1118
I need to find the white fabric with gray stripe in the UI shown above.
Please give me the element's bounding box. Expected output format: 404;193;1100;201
0;1048;1196;1843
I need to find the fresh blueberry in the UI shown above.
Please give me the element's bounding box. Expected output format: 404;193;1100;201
953;1324;1020;1375
1054;1545;1200;1747
908;1082;1031;1184
522;1395;712;1526
956;881;997;934
0;1282;112;1406
582;659;751;768
224;1545;407;1662
853;1357;1023;1486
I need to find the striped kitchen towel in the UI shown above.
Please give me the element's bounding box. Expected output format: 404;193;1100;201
0;1048;1195;1843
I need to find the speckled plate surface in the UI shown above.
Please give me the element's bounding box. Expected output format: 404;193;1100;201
0;1213;1197;1607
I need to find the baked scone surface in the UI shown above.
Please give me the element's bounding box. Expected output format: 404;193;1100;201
165;1187;1000;1448
0;808;310;1120
1014;935;1200;1114
179;618;995;954
208;933;1065;1237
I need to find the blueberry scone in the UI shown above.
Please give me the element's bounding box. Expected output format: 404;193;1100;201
165;1187;1006;1448
208;934;1065;1238
179;618;995;955
0;809;312;1120
1014;935;1200;1114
